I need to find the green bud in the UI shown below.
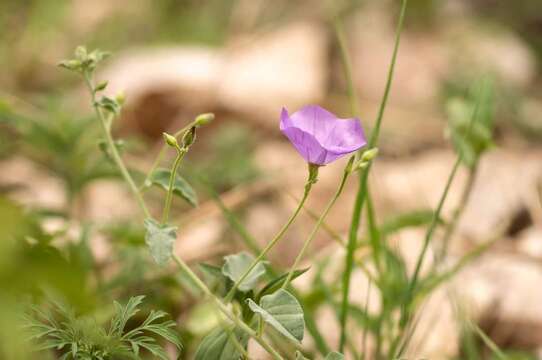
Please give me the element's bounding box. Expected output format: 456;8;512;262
75;46;88;61
163;132;178;148
94;80;108;92
182;126;197;148
194;112;215;126
115;91;126;106
58;59;82;72
361;148;379;162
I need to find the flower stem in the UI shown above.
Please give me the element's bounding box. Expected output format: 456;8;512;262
282;169;350;289
224;164;318;302
161;147;186;224
337;0;408;352
83;73;151;219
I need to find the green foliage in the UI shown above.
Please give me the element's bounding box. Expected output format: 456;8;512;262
25;296;181;360
256;268;310;301
247;289;305;344
446;79;495;168
222;252;267;293
0;99;119;202
58;46;110;75
143;218;177;266
194;326;248;360
147;168;198;207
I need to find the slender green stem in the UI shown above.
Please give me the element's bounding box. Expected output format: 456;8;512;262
172;255;283;360
161;147;186;224
83;73;151;219
224;167;317;302
337;0;408;351
438;162;478;261
282;169;350;289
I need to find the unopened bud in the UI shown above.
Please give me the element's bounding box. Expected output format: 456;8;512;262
194;113;214;126
115;91;125;106
163;132;178;148
361;148;379;162
182;126;197;148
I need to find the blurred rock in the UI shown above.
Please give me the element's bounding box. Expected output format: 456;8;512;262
218;21;328;125
82;180;138;221
0;156;66;210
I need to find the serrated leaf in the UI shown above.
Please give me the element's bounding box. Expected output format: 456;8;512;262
247;289;304;344
195;326;248;360
144;218;176;266
257;268;310;301
325;351;344;360
222;252;266;292
148;168;198;207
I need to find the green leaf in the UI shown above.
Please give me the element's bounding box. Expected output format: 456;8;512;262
325;351;345;360
257;268;310;301
143;218;176;266
296;351;310;359
195;326;248;360
199;263;228;296
247;289;304;344
221;252;266;292
148;168;198;207
379;210;438;236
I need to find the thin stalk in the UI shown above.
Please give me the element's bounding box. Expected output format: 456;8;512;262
402;82;485;328
438;162;478;261
172;255;283;360
83;74;151;219
282;169;350;289
224;167;317;302
338;0;408;351
161;147;186;224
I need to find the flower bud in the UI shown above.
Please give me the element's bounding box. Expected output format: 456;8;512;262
115;91;126;106
195;113;214;127
182;126;197;148
361;148;379;162
163;132;178;148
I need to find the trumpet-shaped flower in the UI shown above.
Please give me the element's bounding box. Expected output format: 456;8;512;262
280;105;367;165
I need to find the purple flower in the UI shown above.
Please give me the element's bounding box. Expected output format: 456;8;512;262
280;105;367;165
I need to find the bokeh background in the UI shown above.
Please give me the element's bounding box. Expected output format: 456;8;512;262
1;0;541;359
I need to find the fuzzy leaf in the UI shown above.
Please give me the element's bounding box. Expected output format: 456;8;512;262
144;218;176;266
148;168;198;207
247;289;304;344
195;326;248;360
222;252;266;292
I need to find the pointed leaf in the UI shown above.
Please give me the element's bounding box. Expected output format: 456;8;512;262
222;252;266;292
144;218;176;266
148;168;198;207
247;289;304;344
195;326;248;360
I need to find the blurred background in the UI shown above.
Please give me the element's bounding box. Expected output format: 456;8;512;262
0;0;541;359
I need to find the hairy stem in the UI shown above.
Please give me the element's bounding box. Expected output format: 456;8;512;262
224;165;318;302
161;148;186;224
338;0;408;351
83;74;151;219
282;169;350;289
